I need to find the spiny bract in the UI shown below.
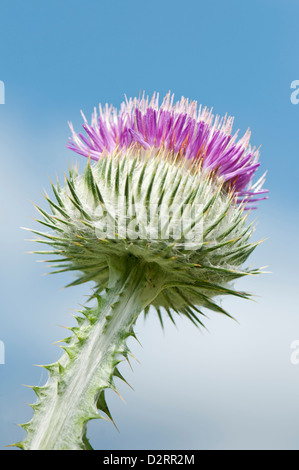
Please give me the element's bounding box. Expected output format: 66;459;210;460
33;145;262;327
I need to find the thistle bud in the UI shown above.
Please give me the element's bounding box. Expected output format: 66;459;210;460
39;92;268;325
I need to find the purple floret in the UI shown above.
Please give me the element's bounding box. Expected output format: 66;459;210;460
67;92;268;208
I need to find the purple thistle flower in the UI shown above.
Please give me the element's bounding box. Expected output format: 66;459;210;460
67;92;268;208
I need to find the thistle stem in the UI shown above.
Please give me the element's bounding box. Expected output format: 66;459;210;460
20;257;161;450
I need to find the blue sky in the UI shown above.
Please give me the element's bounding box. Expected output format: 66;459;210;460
0;0;299;450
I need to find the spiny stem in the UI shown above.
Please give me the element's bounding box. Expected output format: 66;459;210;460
17;257;162;450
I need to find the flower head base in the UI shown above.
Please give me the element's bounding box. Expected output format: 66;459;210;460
68;92;268;209
32;147;262;327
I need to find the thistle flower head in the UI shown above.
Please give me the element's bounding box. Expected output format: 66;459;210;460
68;92;268;209
31;92;268;327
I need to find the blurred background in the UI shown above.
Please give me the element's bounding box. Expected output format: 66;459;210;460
0;0;299;450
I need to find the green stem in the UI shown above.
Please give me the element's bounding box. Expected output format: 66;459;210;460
18;257;162;450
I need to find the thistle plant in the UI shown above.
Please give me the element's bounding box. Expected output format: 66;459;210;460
17;92;267;450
